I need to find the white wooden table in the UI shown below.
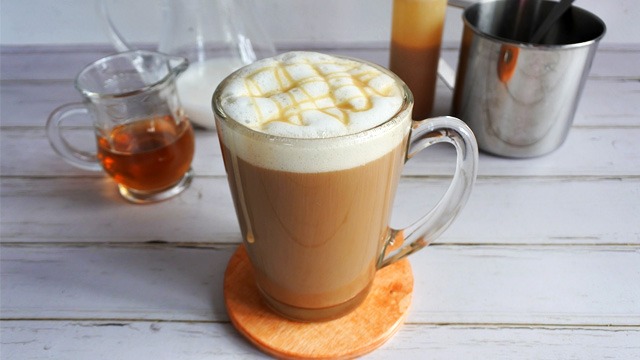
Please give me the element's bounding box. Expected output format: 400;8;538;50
1;44;639;359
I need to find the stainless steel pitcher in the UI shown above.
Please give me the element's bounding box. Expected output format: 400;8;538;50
445;0;606;157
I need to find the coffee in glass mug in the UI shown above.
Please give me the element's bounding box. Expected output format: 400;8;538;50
214;52;478;321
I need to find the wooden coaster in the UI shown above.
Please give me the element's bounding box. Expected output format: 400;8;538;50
224;244;413;359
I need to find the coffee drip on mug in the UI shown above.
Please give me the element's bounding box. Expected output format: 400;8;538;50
98;0;276;129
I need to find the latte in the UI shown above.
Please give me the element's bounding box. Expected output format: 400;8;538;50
214;52;411;320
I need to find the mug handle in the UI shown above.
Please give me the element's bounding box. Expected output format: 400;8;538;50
377;116;478;268
46;103;103;171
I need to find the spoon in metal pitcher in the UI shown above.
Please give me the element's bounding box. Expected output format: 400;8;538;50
531;0;575;44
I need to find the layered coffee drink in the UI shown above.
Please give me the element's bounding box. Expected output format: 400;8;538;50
215;52;411;320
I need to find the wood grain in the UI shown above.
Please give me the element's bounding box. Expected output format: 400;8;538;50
2;245;638;325
2;321;638;360
1;44;639;359
2;177;638;245
3;127;640;178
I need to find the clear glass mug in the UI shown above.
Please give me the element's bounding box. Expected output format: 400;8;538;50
213;53;479;321
46;50;195;203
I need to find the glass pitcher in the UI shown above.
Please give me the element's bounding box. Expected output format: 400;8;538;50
98;0;276;129
47;51;195;203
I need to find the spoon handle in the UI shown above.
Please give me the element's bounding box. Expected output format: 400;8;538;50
531;0;575;43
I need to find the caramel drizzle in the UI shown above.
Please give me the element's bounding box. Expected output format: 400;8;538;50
242;59;395;128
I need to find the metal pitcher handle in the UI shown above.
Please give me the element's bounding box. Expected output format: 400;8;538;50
438;0;485;90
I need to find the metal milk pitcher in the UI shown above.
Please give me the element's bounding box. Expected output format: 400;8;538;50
446;0;606;158
98;0;276;129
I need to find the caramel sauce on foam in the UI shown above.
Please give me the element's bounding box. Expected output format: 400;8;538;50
220;52;403;138
217;52;410;173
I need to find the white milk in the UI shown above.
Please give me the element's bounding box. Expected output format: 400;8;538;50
176;57;245;129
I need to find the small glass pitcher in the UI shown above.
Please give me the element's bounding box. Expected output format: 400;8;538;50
98;0;276;129
47;50;195;204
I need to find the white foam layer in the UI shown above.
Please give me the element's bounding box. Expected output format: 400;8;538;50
216;52;410;173
218;109;411;173
218;52;404;138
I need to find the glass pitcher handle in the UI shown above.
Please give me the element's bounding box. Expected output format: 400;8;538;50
46;103;102;172
377;116;478;268
96;0;133;52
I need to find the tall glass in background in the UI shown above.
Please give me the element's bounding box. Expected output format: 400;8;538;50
389;0;447;119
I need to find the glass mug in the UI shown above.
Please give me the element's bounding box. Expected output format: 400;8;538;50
46;50;195;203
213;52;478;321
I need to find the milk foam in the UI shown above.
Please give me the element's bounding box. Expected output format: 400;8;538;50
216;52;410;173
218;52;404;138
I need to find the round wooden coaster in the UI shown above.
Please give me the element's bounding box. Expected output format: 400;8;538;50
224;244;413;359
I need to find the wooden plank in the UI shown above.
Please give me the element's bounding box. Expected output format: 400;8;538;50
0;80;80;128
2;127;640;178
403;126;640;177
2;73;638;128
0;177;241;243
2;245;639;325
2;177;639;245
1;44;638;81
394;178;640;245
572;79;640;127
0;245;234;322
2;321;639;360
0;128;227;178
411;246;640;325
0;321;264;359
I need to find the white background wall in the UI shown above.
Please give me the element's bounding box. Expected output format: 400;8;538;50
1;0;638;47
